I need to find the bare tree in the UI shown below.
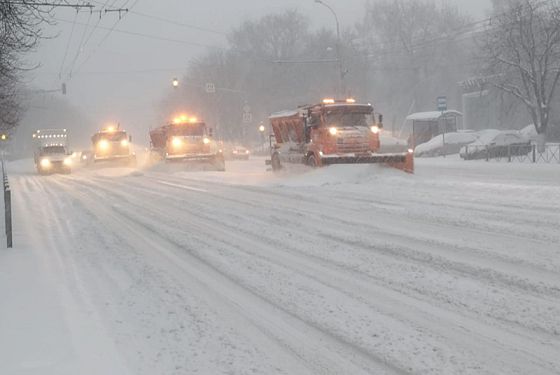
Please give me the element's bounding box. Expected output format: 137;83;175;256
163;10;346;143
357;0;472;130
1;0;56;132
481;0;560;139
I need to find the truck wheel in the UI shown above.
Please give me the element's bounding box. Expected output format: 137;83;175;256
307;154;318;168
271;153;282;171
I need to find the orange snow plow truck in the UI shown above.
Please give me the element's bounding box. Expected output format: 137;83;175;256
149;115;225;171
266;99;414;173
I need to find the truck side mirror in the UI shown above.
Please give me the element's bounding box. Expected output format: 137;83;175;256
209;128;214;137
129;135;132;142
378;114;384;129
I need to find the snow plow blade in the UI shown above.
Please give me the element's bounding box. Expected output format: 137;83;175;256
166;155;215;163
321;151;414;173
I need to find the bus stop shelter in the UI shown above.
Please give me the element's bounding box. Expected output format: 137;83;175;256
406;110;463;146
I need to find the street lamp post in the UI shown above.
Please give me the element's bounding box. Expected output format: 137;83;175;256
314;0;344;97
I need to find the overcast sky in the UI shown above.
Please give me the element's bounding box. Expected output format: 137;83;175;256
26;0;491;138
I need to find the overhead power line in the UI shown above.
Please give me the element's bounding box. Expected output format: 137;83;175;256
4;1;94;8
128;10;227;36
87;0;227;36
54;16;224;49
58;10;79;79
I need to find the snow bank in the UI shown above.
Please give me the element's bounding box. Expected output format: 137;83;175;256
415;132;478;157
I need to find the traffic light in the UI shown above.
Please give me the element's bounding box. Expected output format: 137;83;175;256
61;83;67;95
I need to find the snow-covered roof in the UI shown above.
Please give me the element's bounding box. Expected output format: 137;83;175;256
406;110;463;121
269;110;300;119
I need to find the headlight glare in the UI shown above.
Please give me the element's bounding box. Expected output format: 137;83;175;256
171;137;183;148
98;140;109;150
329;127;338;136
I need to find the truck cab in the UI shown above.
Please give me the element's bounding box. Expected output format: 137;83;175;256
150;115;225;171
91;127;136;166
33;129;72;175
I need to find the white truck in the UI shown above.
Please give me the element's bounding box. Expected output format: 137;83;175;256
32;129;73;175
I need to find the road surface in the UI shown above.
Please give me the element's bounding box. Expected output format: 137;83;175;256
1;157;559;374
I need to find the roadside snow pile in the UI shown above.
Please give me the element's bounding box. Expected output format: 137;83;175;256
415;132;478;157
415;128;537;158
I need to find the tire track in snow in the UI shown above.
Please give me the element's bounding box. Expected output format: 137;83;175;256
49;176;402;375
57;173;560;375
145;171;560;270
72;174;560;338
89;173;560;297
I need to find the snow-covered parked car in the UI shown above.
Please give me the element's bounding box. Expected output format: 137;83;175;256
414;132;478;157
460;130;532;160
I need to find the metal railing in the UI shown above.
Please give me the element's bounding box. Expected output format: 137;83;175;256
463;143;560;163
1;159;12;248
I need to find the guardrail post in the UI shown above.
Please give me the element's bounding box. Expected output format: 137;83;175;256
5;188;11;248
1;158;12;248
532;145;536;163
507;145;512;162
485;146;489;162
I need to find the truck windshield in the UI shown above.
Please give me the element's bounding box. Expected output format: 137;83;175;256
41;146;66;155
98;132;127;142
325;112;373;128
172;123;205;136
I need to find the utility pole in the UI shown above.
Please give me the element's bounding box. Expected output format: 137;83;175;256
314;0;345;97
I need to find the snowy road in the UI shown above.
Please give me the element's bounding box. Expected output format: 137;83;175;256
1;157;560;374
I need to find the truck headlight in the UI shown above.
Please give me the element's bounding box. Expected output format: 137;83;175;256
203;137;210;144
98;139;110;150
121;139;129;147
63;158;72;166
171;137;183;148
40;159;51;168
371;125;380;134
329;127;338;136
